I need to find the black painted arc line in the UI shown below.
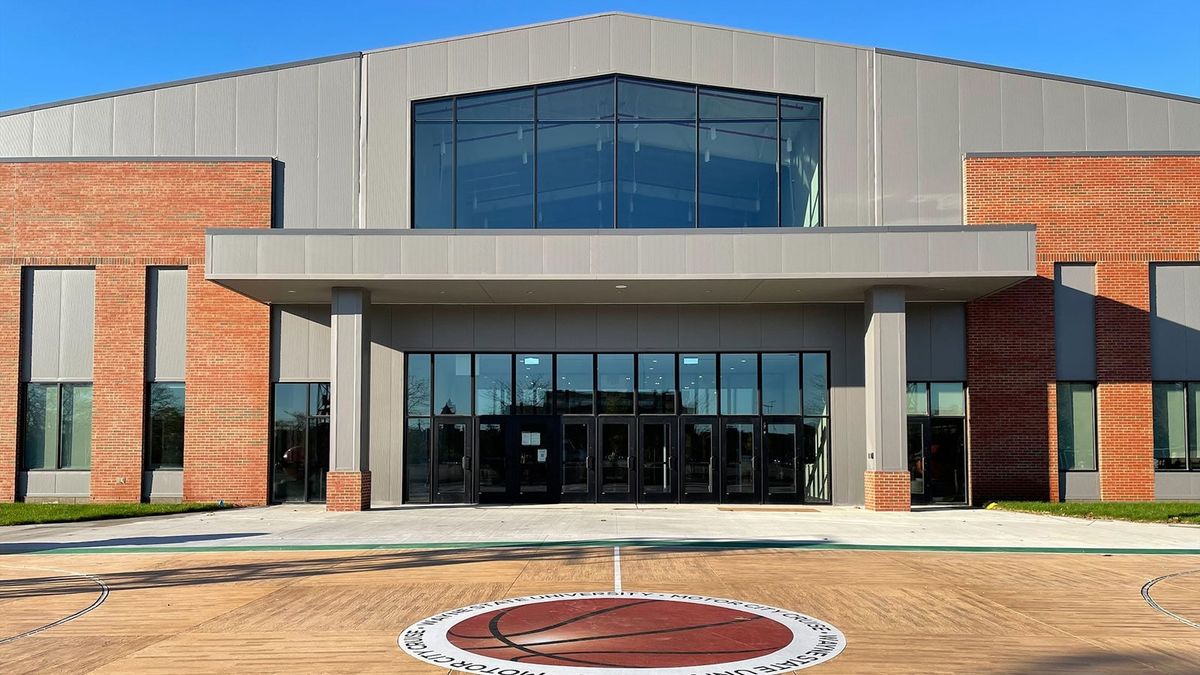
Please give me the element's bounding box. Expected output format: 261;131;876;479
1140;568;1200;630
448;599;658;640
472;614;765;651
0;568;110;645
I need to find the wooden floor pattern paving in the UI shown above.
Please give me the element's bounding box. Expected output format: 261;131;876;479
0;547;1197;674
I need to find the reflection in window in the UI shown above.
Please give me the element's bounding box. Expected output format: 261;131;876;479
906;382;929;416
475;354;512;415
803;353;829;417
556;354;594;414
597;354;634;414
761;353;800;415
22;383;92;470
434;354;472;416
406;418;431;502
720;354;758;415
1057;382;1096;471
930;383;965;417
406;353;432;416
1153;382;1193;471
637;354;675;414
516;354;552;414
679;354;717;415
147;382;185;469
413;75;821;229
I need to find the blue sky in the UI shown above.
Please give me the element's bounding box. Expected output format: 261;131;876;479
1;0;1198;112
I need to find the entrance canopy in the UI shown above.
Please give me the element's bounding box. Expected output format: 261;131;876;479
206;226;1036;304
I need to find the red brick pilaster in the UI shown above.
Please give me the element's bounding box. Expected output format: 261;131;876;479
327;471;371;511
90;265;147;502
864;471;911;511
0;265;20;502
182;264;270;506
1095;262;1154;501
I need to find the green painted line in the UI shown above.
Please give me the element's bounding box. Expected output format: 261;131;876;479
5;538;1200;556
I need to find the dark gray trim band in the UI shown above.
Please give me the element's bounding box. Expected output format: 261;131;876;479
0;53;361;118
0;156;274;163
966;150;1200;158
877;48;1200;105
207;224;1036;236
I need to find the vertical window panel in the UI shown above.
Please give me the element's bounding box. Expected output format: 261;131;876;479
516;354;552;414
699;119;778;228
21;383;58;470
930;383;965;417
405;417;431;503
456;121;535;228
597;354;634;414
637;354;675;414
906;382;929;416
475;354;513;416
1057;382;1097;471
803;353;829;417
412;120;454;228
57;384;91;469
761;353;800;415
536;122;614;228
433;354;472;416
720;354;758;415
617;121;697;228
406;353;432;416
147;382;185;469
555;354;594;414
679;354;717;415
780;99;821;227
1153;382;1188;470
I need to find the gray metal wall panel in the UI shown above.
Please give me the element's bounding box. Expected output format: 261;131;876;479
1169;100;1200;148
448;36;490;92
488;30;531;87
733;31;774;92
17;470;90;499
146;268;188;381
23;268;95;382
1055;263;1097;380
1061;471;1099;501
1126;93;1170;149
958;66;1002;153
569;15;612;77
364;50;407;229
272;304;332;382
143;469;184;500
71;98;114;155
691;26;733;86
32;106;72;155
113;91;155;155
916;60;960;224
276;65;319;228
905;303;966;383
879;54;919;225
153;86;196;155
1151;264;1200;380
1084;86;1128;150
368;306;404;505
235;71;278;156
0;113;33;155
1155;472;1200;500
528;23;571;82
649;19;691;82
194;77;237;154
1000;73;1043;151
1042;80;1086;150
408;43;449;99
773;37;816;95
905;304;932;380
611;14;652;77
818;44;869;227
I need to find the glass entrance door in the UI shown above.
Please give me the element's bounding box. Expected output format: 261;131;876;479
434;419;471;503
477;419;508;503
271;383;330;503
561;418;595;503
722;419;759;503
638;417;677;502
907;419;928;498
681;418;717;502
763;419;801;503
598;417;634;503
516;418;558;502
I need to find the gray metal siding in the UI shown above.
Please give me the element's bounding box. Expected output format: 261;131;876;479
1151;264;1200;380
21;268;95;382
1061;472;1100;501
876;53;1200;225
1055;264;1097;380
1155;472;1200;500
359;302;863;505
271;305;332;382
146;268;188;382
905;303;966;382
0;58;360;230
362;15;873;229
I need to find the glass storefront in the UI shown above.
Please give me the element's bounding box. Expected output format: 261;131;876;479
906;382;967;504
271;383;331;503
405;352;831;504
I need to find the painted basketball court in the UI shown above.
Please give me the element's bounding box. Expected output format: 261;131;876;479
1;506;1198;674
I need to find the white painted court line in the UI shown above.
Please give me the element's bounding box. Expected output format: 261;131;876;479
613;545;622;592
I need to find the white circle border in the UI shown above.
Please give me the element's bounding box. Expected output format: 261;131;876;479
398;591;846;674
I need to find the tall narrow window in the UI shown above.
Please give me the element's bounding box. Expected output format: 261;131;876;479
1057;382;1097;471
147;382;185;469
23;383;92;470
1153;382;1188;470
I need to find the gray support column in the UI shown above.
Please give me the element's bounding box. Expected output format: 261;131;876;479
330;287;371;473
864;286;908;472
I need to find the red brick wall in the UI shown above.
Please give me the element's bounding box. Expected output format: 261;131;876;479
327;471;372;512
965;155;1200;503
0;161;272;505
864;471;911;512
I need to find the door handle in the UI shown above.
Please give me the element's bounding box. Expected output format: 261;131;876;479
586;456;594;471
462;456;472;471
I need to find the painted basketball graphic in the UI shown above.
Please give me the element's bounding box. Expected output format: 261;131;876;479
399;592;846;674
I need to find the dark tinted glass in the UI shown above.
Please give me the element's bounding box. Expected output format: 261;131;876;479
765;423;798;495
272;383;309;502
761;353;800;415
597;354;634;414
803;416;830;503
414;99;453;121
59;384;92;469
1153;382;1185;470
637;354;675;414
456;89;534;121
617;121;696;227
679;354;717;414
556;354;594;414
803;353;829;416
412;121;454;228
405;418;431;502
617;79;695;119
699;119;778;227
536;121;614;228
456;121;534;228
22;383;58;470
537;79;614;120
406;353;432;416
699;88;775;119
434;354;472;415
720;354;758;415
516;354;552;414
780;97;819;120
147;382;185;469
475;354;512;415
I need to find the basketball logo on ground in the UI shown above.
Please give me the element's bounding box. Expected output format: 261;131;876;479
398;591;846;674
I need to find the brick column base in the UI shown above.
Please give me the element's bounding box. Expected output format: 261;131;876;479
326;471;371;512
864;471;911;512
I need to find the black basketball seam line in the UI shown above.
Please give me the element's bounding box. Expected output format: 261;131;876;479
506;646;778;663
467;614;767;651
447;599;659;641
485;607;622;668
